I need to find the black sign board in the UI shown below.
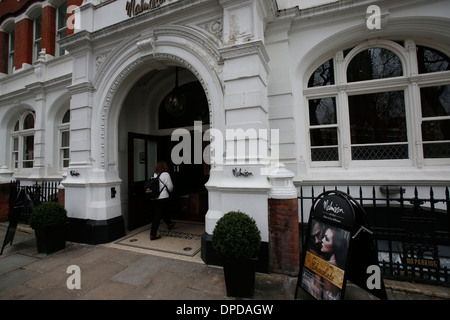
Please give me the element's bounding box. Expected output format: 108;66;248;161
296;190;387;300
1;202;22;255
1;188;37;255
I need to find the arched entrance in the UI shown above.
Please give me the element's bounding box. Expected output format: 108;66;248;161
118;66;211;231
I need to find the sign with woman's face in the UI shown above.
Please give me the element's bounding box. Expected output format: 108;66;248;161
298;191;387;301
301;219;351;300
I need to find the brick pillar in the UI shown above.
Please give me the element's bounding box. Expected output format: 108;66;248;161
269;198;299;276
58;187;65;208
0;183;11;222
267;163;300;276
14;18;33;70
0;31;8;74
42;5;56;56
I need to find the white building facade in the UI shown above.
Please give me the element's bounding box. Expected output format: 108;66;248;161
1;0;449;271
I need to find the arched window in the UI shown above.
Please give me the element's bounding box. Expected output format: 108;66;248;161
59;109;70;170
304;41;450;166
11;111;35;170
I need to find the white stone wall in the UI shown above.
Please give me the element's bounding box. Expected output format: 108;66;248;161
1;0;449;239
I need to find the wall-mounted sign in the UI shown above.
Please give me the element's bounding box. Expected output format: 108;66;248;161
126;0;167;18
296;190;387;300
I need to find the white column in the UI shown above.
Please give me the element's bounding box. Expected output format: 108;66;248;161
206;0;273;242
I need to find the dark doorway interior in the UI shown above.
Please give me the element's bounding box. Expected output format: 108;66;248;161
127;73;210;231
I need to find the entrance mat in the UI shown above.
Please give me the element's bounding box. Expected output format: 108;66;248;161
115;222;204;257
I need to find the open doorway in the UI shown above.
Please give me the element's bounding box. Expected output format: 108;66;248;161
119;67;210;231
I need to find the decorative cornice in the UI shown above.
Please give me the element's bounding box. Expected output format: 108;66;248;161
58;30;94;53
67;81;96;95
153;25;223;64
93;34;142;88
219;40;270;71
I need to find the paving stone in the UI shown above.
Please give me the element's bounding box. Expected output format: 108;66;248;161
0;268;40;293
111;255;171;286
188;266;227;296
79;279;138;300
141;270;194;300
0;283;41;300
0;253;39;276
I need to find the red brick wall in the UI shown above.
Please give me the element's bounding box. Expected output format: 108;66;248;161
58;188;65;208
0;31;8;74
0;0;39;21
14;18;33;70
42;5;56;56
0;183;11;222
268;198;300;276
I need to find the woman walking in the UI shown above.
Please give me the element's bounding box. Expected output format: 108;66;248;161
150;161;175;240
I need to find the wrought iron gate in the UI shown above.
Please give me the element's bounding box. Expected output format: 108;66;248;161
298;185;450;286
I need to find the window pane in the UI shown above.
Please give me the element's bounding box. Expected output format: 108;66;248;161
63;159;70;168
311;147;339;162
349;91;407;144
13;152;18;168
23;114;34;130
308;59;335;87
352;144;409;160
347;48;403;82
61;130;70;147
423;143;450;159
58;2;68;30
13;137;18;151
63;149;70;159
420;85;450;118
62;110;70;123
309;98;337;125
23;135;34;168
9;31;14;51
310;128;338;147
422;120;450;142
14;120;19;131
417;46;450;74
35;15;42;40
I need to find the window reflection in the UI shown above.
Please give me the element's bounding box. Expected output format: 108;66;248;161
347;48;403;82
309;98;337;125
23;113;35;130
349;91;407;145
417;46;450;74
421;85;450;118
308;59;335;87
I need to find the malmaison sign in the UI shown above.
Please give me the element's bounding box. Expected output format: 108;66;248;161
126;0;167;18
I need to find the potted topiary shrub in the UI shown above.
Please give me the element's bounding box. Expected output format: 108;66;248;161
29;201;67;254
212;210;261;298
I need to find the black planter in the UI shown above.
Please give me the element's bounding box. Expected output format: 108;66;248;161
222;257;257;298
35;224;67;254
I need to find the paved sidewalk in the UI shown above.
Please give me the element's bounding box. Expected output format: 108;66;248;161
0;225;449;301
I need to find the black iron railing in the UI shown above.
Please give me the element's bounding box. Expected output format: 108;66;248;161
10;180;60;222
297;185;450;286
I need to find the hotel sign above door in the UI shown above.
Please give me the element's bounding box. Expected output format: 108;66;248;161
126;0;167;18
